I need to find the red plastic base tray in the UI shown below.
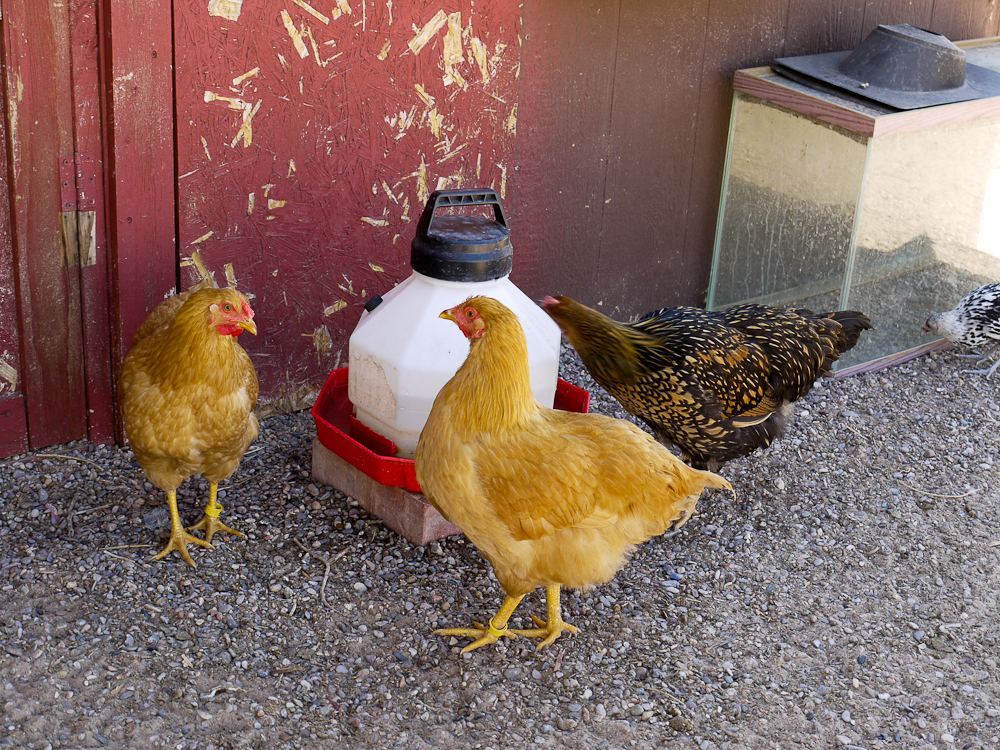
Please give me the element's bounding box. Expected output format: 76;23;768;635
311;367;591;493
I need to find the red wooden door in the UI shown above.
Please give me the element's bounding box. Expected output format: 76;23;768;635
1;0;84;452
0;0;116;456
0;0;113;458
171;0;523;409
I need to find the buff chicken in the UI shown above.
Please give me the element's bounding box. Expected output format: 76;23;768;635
118;281;259;566
542;296;871;471
414;296;731;653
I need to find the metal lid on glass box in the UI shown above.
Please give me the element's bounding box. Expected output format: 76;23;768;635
773;24;1000;110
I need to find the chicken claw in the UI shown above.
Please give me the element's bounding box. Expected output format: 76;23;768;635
153;490;214;568
434;621;517;653
187;483;245;545
507;585;578;650
435;594;525;653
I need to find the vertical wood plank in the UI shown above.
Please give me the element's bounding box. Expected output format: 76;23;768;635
0;32;26;456
929;0;1000;41
595;0;723;315
69;0;115;445
3;0;88;449
0;394;28;457
101;0;177;439
512;0;619;306
859;0;934;36
681;0;794;316
783;1;869;57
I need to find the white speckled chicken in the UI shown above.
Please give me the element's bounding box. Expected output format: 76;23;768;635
923;283;1000;378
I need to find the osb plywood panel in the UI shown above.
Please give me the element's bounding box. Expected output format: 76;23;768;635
174;0;522;410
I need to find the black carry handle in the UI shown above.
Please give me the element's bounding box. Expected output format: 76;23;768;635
415;188;508;240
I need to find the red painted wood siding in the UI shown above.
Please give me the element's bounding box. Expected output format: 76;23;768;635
173;0;522;409
70;0;115;445
512;0;1000;320
101;0;177;442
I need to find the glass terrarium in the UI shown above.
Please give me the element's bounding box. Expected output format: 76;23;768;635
708;36;1000;371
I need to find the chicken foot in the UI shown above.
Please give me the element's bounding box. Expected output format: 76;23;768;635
152;490;215;567
436;585;579;652
507;585;579;650
959;351;1000;378
435;594;526;653
188;482;245;545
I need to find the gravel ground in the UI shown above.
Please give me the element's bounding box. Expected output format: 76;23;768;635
1;344;998;750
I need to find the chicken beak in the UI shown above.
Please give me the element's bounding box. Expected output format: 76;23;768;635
238;319;258;335
439;309;458;323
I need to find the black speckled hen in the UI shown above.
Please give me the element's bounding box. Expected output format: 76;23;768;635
922;282;1000;378
542;296;872;471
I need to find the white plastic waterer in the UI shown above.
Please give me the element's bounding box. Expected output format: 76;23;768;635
348;188;561;457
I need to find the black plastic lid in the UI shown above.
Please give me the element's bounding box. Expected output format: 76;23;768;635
410;189;513;282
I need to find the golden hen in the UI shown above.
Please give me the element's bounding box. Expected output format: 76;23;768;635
415;296;731;653
543;296;871;471
119;283;259;566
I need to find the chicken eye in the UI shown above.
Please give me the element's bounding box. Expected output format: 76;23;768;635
224;303;233;312
465;309;476;319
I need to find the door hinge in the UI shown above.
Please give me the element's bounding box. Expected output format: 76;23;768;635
59;153;98;268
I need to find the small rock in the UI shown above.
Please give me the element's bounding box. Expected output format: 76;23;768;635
669;716;694;732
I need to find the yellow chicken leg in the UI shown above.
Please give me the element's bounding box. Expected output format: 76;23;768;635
508;585;578;649
188;482;244;546
435;594;526;653
152;490;215;567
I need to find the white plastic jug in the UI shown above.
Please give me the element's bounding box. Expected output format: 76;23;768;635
348;189;561;457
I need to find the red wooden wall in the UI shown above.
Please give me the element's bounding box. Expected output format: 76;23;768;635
1;0;998;456
511;0;1000;317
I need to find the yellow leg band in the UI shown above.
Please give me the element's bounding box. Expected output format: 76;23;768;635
486;617;508;639
205;500;222;519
